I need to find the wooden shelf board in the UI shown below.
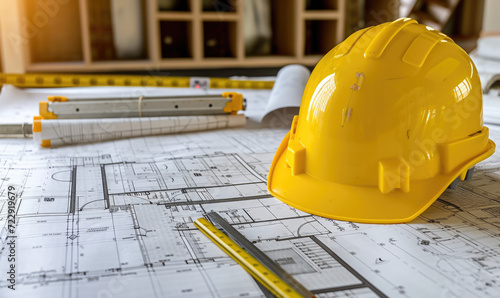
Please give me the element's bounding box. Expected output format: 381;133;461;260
27;61;87;71
27;60;156;72
302;11;341;20
197;58;239;65
244;55;298;61
159;59;238;69
25;56;321;72
92;59;158;66
201;12;238;21
160;56;314;68
302;55;323;64
159;58;196;63
157;12;193;21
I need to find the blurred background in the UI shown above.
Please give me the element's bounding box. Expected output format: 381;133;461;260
0;0;497;76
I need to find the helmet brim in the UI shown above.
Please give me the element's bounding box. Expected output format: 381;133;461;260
267;131;496;224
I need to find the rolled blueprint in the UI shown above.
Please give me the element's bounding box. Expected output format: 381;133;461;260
261;64;310;128
33;114;246;147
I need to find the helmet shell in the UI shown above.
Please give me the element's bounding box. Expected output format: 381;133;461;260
267;18;495;223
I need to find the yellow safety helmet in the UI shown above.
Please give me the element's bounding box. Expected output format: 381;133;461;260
267;18;495;224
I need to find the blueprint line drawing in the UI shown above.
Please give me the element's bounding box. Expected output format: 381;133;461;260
1;127;500;297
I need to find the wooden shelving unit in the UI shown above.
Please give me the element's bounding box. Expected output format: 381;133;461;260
2;0;346;73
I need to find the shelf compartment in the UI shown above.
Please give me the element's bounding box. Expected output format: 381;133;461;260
245;0;296;57
160;21;193;58
202;0;237;12
202;21;237;58
158;0;191;11
87;0;148;61
304;20;338;55
24;0;83;63
87;0;115;61
305;0;338;10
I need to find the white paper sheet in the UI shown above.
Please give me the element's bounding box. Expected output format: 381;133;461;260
472;54;500;93
33;114;246;147
2;66;500;297
261;64;310;128
1;125;500;297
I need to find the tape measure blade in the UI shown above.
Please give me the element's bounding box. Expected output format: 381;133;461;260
194;218;303;298
207;212;313;297
194;219;289;297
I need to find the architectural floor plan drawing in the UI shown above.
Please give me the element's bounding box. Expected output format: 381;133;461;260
1;127;500;297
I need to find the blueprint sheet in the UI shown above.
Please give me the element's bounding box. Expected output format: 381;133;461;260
1;124;500;298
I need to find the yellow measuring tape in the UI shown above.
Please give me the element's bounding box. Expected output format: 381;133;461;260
0;73;274;89
194;217;306;298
